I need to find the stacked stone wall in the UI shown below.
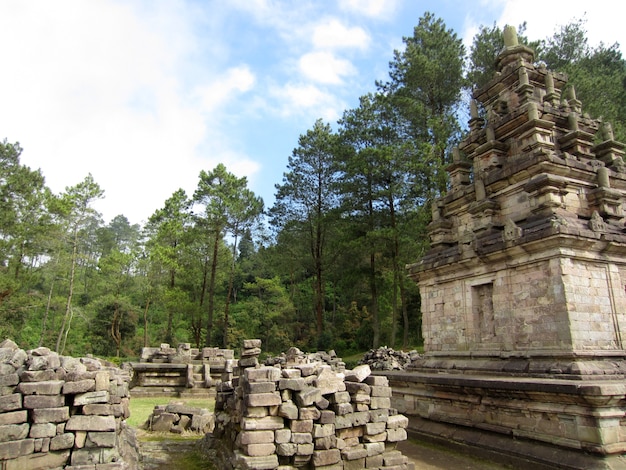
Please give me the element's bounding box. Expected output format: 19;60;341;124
0;339;138;469
211;340;413;470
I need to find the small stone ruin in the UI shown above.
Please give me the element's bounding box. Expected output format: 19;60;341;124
143;401;214;434
130;343;236;395
358;347;420;371
209;339;414;470
0;338;138;469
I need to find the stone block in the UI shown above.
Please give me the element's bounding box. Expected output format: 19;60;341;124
386;414;408;429
241;347;262;357
63;379;96;394
296;443;314;456
0;393;21;412
369;408;389;422
342;445;368;460
290;419;313;433
246;392;281;407
364;441;385;456
151;412;178;432
23;394;65;409
319;410;336;424
238;356;259;368
244;443;276;457
17;380;64;395
312;448;341;466
315;435;337;450
363;431;386;442
366;421;387;435
344;364;371;382
243;339;262;349
370;396;391;409
386;427;407;442
246;381;277;394
299;406;321;420
50;432;75;450
344;458;366;470
0;423;29;442
313;423;335;438
352;410;370;426
5;449;69;470
345;382;371;395
279;378;306;391
245;366;281;383
95;371;110;391
275;428;291;444
278;401;298;420
66;415;116;432
239;430;275;445
82;404;115;416
0;410;27;425
295;364;317;377
241;416;284;430
281;368;301;378
276;442;297;456
234;453;278;470
330;391;351;404
86;431;116;448
294;387;322;407
0;373;19;388
19;369;58;382
30;423;57;438
382;450;405;466
0;437;34;459
364;375;388;386
291;432;312;444
70;447;118;465
74;391;110;406
370;385;392;397
366;454;384;468
31;406;70;423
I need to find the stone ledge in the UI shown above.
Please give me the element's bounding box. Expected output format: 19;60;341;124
404;416;626;470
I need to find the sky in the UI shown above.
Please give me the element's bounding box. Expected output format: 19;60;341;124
1;0;624;226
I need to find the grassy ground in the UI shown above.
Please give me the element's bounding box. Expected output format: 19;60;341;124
127;396;214;429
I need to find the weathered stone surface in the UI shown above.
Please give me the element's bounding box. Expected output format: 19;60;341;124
5;449;69;470
241;416;284;431
18;380;64;396
22;394;65;409
29;423;57;438
386;427;407;442
294;387;321;407
151;412;178;432
66;415;116;432
344;364;371;383
239;430;275;445
31;406;70;424
244;443;276;457
312;448;341;466
278;401;298;420
0;373;19;387
0;410;27;425
74;390;109;406
0;423;30;442
0;436;33;458
50;432;75;450
19;369;59;383
63;379;96;394
386;414;408;429
85;431;116;448
246;391;281;407
234;453;278;470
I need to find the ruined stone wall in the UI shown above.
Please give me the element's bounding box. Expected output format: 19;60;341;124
0;339;138;469
211;340;413;470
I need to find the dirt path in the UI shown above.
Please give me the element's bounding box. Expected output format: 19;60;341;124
398;439;512;470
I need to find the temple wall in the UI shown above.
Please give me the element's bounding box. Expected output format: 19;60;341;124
0;339;138;469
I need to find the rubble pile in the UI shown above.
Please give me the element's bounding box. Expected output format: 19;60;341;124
359;347;420;371
265;347;346;372
0;339;138;469
211;339;414;469
143;402;214;434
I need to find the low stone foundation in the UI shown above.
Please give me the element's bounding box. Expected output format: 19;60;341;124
384;370;626;469
209;339;414;469
0;339;138;469
130;343;235;396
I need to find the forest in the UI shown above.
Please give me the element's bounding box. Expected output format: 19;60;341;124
2;14;626;360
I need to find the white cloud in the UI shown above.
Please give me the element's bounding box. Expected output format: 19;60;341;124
196;66;256;112
0;0;261;224
339;0;399;19
299;52;356;84
273;83;343;121
312;19;371;50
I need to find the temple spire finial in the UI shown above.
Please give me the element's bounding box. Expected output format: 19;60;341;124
503;25;518;47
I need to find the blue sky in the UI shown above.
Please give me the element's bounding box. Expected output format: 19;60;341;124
0;0;623;225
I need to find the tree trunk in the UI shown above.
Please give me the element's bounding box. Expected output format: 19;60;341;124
205;230;220;347
56;227;78;354
143;298;151;348
223;231;239;349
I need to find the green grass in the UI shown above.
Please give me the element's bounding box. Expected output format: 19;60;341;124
127;396;215;429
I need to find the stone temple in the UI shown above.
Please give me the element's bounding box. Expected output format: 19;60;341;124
390;26;626;469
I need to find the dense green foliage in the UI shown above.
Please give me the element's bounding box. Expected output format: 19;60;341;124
1;15;622;357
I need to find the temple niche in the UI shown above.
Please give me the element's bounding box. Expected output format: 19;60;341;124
394;25;626;466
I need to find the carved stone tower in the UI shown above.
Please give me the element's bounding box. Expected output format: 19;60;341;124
396;26;626;465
